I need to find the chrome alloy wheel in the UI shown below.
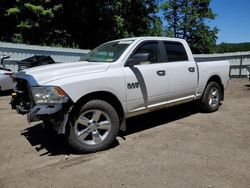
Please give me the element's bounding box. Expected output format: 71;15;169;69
74;110;111;145
208;87;219;108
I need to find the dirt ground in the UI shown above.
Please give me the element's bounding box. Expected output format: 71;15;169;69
0;79;249;188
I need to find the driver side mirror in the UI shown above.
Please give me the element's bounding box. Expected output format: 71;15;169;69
126;53;150;66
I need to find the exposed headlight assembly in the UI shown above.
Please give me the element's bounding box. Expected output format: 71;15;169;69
31;86;69;104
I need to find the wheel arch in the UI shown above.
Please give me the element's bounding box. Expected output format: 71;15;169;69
69;91;125;124
206;75;224;101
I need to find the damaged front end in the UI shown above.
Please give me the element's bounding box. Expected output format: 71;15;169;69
10;77;73;134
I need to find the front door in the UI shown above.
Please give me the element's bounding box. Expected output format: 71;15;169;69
123;41;168;113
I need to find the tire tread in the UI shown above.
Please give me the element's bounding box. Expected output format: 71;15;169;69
68;100;119;153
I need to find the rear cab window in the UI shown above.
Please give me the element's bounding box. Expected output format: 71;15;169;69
164;41;188;62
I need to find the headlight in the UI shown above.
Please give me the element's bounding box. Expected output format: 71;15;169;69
31;86;69;104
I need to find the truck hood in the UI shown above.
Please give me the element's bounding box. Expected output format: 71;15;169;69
15;61;110;85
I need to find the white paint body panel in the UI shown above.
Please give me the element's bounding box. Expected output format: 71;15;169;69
166;60;197;100
195;60;230;97
123;63;169;112
15;37;230;117
0;69;15;91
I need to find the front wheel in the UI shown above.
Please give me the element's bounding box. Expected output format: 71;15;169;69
68;100;120;153
199;81;222;113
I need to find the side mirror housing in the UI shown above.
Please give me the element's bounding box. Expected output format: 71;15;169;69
126;53;150;66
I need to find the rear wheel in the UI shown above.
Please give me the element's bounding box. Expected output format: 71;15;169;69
199;81;222;113
68;100;119;153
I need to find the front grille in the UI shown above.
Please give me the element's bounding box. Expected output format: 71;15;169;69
15;78;34;111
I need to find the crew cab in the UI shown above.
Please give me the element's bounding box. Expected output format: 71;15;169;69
11;37;230;153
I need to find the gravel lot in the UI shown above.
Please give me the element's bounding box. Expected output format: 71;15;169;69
0;79;250;188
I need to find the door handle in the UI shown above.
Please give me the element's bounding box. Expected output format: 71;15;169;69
188;67;195;72
156;70;166;76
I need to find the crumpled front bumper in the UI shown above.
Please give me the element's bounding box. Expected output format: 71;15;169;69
11;92;73;134
10;76;74;134
28;103;73;134
27;103;64;122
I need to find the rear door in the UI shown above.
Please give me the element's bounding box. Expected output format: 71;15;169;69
164;41;197;100
123;41;169;112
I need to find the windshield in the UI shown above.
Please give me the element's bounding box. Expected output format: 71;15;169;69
80;40;134;62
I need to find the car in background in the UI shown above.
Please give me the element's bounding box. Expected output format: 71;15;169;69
0;67;15;92
0;55;15;92
17;55;55;71
1;55;56;93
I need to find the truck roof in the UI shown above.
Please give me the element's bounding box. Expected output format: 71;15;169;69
113;36;186;43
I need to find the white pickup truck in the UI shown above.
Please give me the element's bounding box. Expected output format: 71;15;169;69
11;37;230;153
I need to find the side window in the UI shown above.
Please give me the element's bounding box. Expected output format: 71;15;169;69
164;42;188;62
135;42;160;63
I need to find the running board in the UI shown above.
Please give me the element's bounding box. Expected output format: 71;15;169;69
126;96;195;118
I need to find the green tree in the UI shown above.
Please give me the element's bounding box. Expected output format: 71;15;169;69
216;42;250;53
161;0;182;37
6;0;63;45
61;0;161;48
0;0;17;42
162;0;218;53
1;0;162;49
149;16;164;36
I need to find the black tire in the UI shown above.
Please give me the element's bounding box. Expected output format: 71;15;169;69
199;81;222;113
68;100;119;153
